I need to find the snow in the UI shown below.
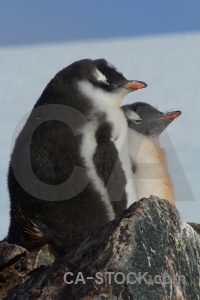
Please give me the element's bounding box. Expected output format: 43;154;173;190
0;31;200;239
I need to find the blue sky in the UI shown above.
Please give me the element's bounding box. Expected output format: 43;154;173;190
0;0;200;46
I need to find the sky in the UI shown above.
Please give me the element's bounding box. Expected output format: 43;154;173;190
0;1;200;46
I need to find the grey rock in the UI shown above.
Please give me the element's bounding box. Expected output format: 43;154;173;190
1;196;200;300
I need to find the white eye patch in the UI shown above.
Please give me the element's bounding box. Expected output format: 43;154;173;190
125;109;142;123
95;68;108;84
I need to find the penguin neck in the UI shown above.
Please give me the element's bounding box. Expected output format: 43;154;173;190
128;129;175;205
78;80;126;108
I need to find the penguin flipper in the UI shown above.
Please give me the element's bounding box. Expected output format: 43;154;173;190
14;206;46;249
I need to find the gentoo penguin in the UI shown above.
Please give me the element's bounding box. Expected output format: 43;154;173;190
7;59;147;253
121;102;181;205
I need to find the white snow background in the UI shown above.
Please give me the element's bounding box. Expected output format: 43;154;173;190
0;32;200;239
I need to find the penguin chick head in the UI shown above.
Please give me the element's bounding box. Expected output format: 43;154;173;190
58;59;147;107
121;102;181;138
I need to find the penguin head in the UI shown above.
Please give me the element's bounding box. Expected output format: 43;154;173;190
121;102;181;138
57;59;147;107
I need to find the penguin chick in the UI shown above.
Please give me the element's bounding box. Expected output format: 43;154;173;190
7;59;147;254
121;102;181;205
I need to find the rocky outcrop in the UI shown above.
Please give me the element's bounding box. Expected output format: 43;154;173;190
0;196;199;300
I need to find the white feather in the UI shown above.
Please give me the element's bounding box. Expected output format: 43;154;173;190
79;120;115;220
125;109;141;122
78;79;138;213
78;79;129;107
95;68;107;83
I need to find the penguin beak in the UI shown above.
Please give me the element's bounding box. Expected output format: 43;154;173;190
123;80;148;91
163;111;182;120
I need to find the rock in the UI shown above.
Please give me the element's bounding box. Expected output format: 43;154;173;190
188;223;200;235
1;196;200;300
0;242;28;269
0;243;58;299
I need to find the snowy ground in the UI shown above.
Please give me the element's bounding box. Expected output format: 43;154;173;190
0;32;199;239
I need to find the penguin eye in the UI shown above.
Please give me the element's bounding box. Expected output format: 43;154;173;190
127;119;142;126
126;110;142;125
133;119;142;124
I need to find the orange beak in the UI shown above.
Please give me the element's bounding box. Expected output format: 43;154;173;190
163;111;182;120
123;80;148;90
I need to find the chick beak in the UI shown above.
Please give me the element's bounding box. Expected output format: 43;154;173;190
163;111;182;120
123;80;148;91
